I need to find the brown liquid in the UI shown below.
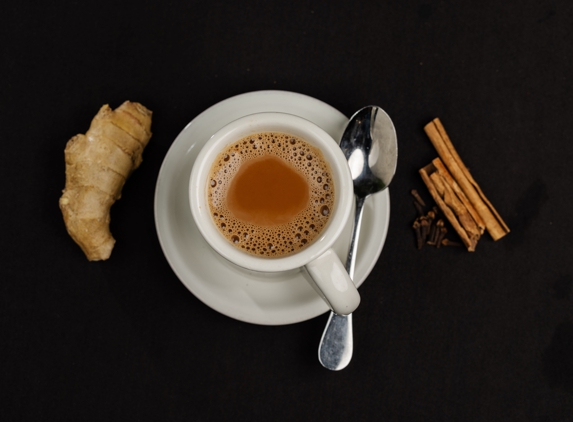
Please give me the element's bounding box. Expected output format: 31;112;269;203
207;132;335;257
227;155;309;226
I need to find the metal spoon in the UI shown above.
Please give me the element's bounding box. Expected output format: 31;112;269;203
318;106;397;370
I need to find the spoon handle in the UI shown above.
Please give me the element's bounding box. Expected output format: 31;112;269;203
318;312;353;370
318;195;366;370
345;195;366;278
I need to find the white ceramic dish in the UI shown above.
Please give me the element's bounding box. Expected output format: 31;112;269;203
154;90;390;325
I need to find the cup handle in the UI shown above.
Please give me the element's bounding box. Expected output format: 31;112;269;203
305;248;360;316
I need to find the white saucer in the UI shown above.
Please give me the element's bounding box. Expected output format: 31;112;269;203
154;90;390;325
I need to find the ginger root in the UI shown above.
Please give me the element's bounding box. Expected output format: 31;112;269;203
59;101;152;260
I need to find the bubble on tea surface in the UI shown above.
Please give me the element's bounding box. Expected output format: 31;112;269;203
207;132;335;257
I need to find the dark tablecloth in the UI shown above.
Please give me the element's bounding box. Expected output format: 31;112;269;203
2;0;572;420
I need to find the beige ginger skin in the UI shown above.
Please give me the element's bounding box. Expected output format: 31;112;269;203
59;101;152;260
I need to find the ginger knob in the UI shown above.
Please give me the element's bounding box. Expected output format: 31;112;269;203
59;101;152;260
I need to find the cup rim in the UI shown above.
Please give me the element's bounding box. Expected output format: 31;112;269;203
189;112;353;273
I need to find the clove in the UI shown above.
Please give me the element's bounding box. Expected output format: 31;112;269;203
420;216;430;241
411;189;426;207
425;211;436;245
413;219;424;250
435;226;447;248
414;200;425;217
428;219;443;245
427;225;437;245
427;209;436;223
441;238;463;247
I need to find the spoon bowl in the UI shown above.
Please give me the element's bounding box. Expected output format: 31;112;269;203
341;106;398;196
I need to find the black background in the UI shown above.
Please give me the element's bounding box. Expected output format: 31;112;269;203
2;0;573;420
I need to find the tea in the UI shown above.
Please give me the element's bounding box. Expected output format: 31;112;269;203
207;132;335;257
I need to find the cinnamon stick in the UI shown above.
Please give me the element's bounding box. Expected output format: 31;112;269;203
429;164;481;246
419;163;477;251
424;118;509;240
432;158;485;235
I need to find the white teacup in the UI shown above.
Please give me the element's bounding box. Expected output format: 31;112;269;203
189;112;359;315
